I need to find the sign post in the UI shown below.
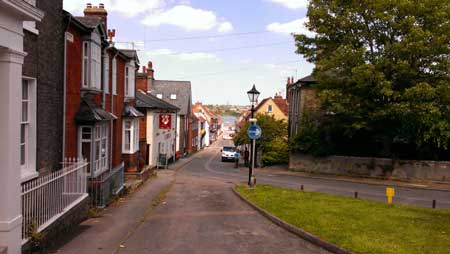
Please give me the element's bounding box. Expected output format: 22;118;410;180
247;123;262;187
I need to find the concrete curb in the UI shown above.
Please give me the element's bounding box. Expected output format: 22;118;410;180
232;187;352;254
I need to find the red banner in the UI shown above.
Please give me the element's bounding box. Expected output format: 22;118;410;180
159;114;172;129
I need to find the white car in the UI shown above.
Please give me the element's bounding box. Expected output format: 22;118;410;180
221;146;237;162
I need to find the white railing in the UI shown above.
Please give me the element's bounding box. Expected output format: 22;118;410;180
21;158;89;242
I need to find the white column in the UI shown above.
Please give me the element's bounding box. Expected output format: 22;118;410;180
0;47;26;254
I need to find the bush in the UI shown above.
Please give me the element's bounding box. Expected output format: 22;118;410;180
262;137;289;165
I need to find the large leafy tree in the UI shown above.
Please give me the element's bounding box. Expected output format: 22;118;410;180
295;0;450;157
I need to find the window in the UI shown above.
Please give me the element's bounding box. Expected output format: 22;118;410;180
156;94;163;99
125;65;135;98
170;94;177;100
267;104;273;112
81;39;101;90
112;58;117;95
122;119;139;154
20;79;37;182
103;54;109;94
78;123;109;176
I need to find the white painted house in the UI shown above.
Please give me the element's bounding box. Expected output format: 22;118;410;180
0;1;43;253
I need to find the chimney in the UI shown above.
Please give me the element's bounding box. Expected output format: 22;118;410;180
147;61;155;92
84;3;108;31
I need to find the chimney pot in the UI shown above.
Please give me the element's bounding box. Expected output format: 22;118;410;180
148;61;153;69
99;3;104;8
143;66;147;73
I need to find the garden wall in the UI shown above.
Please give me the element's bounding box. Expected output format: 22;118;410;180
289;153;450;182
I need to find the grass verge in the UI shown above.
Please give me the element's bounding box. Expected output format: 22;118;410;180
235;184;450;254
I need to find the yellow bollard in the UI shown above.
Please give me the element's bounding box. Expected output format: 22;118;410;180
386;187;395;204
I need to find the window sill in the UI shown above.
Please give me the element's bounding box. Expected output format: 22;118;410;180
81;87;102;93
122;149;139;155
21;169;39;183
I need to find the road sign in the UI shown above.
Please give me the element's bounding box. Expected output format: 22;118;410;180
247;124;262;140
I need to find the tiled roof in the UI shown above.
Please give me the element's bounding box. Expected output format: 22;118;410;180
74;16;102;28
136;90;179;112
297;75;316;83
75;97;116;124
273;96;288;116
150;80;192;116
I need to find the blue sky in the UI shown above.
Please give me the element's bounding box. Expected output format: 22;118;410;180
64;0;314;105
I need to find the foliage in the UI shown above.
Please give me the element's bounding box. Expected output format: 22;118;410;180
294;0;450;159
262;137;289;165
234;114;288;165
236;184;450;254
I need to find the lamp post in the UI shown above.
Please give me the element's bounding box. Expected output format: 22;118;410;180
247;84;260;186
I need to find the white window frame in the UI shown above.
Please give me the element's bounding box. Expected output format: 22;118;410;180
170;94;177;100
122;119;139;154
103;53;110;94
125;64;135;98
21;78;38;182
267;104;273;113
81;32;102;90
78;123;110;177
82;41;90;88
112;57;117;95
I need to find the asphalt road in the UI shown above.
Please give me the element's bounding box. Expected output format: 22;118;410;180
118;157;328;254
188;138;450;210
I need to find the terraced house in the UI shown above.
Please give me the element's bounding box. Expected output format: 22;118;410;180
64;4;142;207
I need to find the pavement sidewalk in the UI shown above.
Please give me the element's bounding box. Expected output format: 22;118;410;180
50;170;175;254
252;164;450;192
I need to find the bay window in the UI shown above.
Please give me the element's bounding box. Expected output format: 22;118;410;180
78;123;110;177
122;119;139;154
81;34;102;90
112;58;117;95
103;53;109;94
125;64;135;98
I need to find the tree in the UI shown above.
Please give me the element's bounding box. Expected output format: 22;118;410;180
234;114;288;165
295;0;450;158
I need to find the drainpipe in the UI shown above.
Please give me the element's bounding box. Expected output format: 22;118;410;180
62;15;72;162
110;51;119;172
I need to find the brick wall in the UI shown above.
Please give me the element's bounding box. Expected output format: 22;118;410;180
23;0;65;174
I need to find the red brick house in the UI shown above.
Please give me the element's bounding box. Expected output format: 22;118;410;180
63;4;142;206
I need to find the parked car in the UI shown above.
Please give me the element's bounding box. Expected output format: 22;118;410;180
221;146;237;162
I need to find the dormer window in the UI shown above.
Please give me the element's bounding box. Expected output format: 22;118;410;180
82;39;102;90
267;104;273;112
170;94;177;100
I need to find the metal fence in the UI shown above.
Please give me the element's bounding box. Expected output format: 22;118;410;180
21;158;88;242
89;163;125;207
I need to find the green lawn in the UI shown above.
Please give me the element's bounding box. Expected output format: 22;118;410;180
235;184;450;254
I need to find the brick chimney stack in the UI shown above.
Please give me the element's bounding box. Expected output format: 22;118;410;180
84;3;108;31
147;61;155;92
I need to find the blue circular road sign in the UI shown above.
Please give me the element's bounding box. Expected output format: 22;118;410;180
247;125;262;140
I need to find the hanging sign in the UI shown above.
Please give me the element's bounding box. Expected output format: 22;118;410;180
159;114;172;129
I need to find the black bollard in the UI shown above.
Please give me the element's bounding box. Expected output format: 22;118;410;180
300;185;304;191
433;200;436;209
354;192;358;199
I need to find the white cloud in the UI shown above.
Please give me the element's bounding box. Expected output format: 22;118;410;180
63;0;163;17
218;22;234;33
266;17;314;37
266;0;309;9
142;5;233;33
146;48;219;61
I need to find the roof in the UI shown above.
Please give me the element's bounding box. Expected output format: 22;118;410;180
136;90;179;112
74;16;101;28
149;80;192;116
75;97;116;124
273;96;288;116
295;75;316;86
122;104;144;118
118;49;140;65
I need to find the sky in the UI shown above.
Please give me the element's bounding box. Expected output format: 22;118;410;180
63;0;314;105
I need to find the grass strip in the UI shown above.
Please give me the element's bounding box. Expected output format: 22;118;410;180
235;184;450;254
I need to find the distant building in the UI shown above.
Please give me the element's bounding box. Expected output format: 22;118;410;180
286;75;318;139
193;102;221;143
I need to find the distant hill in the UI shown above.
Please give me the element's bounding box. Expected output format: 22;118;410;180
204;105;248;117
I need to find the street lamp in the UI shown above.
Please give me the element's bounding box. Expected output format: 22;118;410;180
247;85;260;187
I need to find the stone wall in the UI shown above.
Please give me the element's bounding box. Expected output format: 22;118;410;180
289;153;450;182
22;196;89;254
